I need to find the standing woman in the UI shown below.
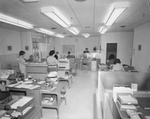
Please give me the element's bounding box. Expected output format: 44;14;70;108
46;50;58;73
18;50;27;78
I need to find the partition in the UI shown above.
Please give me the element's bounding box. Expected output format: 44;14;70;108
95;71;150;119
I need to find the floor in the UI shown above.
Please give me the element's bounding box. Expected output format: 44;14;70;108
41;70;98;119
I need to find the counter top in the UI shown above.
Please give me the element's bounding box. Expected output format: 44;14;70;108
27;62;47;67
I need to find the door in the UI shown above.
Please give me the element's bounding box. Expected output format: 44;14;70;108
106;43;117;61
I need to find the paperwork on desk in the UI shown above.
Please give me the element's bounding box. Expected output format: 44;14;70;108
7;83;20;87
37;81;45;84
118;95;138;105
113;86;133;102
28;85;40;90
15;84;34;89
120;104;137;110
11;97;33;109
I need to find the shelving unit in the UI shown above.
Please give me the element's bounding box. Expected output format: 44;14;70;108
40;81;67;119
0;96;41;119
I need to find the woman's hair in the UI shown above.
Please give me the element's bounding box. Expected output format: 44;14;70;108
109;54;115;60
68;51;70;54
49;50;55;56
19;50;25;56
114;58;121;64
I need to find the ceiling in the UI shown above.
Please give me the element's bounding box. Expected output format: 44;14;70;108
0;0;150;38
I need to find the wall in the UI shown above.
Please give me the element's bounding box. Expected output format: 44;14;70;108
0;28;22;55
101;32;134;65
55;36;100;57
0;28;55;69
133;22;150;72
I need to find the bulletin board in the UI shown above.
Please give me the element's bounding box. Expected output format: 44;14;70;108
62;45;75;53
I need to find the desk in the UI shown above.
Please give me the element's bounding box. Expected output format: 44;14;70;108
113;92;150;119
40;81;67;119
7;80;45;106
75;58;100;70
95;71;150;119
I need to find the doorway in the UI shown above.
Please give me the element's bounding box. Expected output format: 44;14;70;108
106;43;117;61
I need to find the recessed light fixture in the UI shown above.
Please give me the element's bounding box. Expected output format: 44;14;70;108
20;0;39;3
74;0;87;2
120;25;126;28
51;27;57;30
84;26;91;28
0;13;33;29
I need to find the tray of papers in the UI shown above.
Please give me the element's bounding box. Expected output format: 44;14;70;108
117;94;138;105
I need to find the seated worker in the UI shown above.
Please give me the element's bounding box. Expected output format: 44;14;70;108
106;54;115;67
0;81;11;105
112;58;124;71
83;48;89;53
66;51;71;59
46;50;58;73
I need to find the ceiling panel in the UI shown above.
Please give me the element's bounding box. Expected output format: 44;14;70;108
0;0;150;38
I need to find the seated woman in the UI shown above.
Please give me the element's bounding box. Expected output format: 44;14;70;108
112;58;124;71
0;81;11;104
106;54;115;67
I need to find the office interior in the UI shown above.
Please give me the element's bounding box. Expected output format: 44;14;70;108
0;0;150;119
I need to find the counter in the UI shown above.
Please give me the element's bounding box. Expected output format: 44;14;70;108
26;62;47;78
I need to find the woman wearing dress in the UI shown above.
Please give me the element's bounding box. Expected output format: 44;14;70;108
18;50;27;78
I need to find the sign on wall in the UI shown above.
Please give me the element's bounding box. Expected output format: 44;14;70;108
62;45;75;53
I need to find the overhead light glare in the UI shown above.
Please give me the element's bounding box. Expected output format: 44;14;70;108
41;7;71;28
35;28;55;36
55;34;65;38
82;33;90;38
67;27;79;35
99;26;109;34
20;0;39;3
0;13;33;29
105;2;129;26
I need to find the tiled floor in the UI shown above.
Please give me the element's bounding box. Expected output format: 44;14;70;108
41;70;97;119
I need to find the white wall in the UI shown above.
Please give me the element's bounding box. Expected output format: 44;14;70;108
101;32;134;65
133;22;150;72
0;28;22;55
55;36;100;57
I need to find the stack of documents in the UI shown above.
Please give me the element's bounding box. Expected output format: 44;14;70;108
118;95;138;105
11;97;33;109
113;86;133;102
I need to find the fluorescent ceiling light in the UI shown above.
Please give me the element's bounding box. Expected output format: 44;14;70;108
35;28;55;36
82;33;90;38
55;34;65;38
67;27;79;35
41;7;71;28
105;2;129;26
20;0;39;3
99;26;109;34
0;13;33;29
